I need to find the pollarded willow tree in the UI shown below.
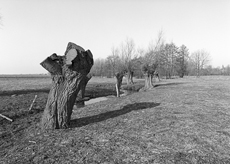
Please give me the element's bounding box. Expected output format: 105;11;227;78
115;71;126;97
141;61;158;89
106;42;136;97
40;42;94;129
105;46;121;77
141;31;165;89
120;38;136;85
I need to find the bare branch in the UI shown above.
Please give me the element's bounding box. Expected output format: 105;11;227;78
148;30;165;52
0;114;13;122
29;95;37;111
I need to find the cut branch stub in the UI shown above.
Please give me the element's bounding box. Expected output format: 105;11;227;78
64;42;85;56
65;49;78;66
40;57;62;75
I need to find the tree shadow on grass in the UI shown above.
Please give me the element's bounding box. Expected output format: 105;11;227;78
70;102;160;128
154;82;184;88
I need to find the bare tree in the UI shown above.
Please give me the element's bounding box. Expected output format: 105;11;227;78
191;50;210;77
160;43;178;79
120;38;136;84
106;47;121;77
107;47;125;97
176;45;189;78
142;31;164;89
115;71;125;97
105;38;137;96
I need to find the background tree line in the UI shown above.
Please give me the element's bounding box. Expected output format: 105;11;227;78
90;32;229;80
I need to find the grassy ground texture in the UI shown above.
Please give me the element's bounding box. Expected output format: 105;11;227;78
1;76;230;163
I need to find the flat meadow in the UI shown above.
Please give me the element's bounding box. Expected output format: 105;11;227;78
0;75;119;93
0;75;230;163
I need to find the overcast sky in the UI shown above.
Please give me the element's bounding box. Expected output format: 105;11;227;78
0;0;229;74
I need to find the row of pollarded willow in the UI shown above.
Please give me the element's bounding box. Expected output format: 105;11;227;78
39;40;163;130
92;30;211;85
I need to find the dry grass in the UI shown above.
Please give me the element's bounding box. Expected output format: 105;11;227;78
1;76;230;163
0;77;51;92
0;76;117;92
0;76;143;92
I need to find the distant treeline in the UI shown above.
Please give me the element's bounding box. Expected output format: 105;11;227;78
90;34;230;79
91;60;230;78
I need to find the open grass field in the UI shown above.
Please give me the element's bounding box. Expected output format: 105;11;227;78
0;76;143;95
0;76;113;94
0;76;230;163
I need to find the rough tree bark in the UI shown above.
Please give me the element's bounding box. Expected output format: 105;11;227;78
40;42;93;130
144;73;154;89
75;73;92;107
126;71;134;85
141;63;157;90
153;71;160;82
115;72;124;97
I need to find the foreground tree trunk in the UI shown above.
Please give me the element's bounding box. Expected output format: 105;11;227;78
115;72;124;97
40;42;93;130
75;73;92;107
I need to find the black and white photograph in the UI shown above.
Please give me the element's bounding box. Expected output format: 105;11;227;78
0;0;230;163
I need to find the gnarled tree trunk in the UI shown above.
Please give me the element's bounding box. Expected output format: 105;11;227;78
154;71;160;81
144;73;154;89
40;42;93;130
126;71;134;85
75;73;92;107
115;72;124;97
141;63;157;90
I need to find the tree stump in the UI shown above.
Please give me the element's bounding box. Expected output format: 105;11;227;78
40;42;93;130
115;72;124;97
